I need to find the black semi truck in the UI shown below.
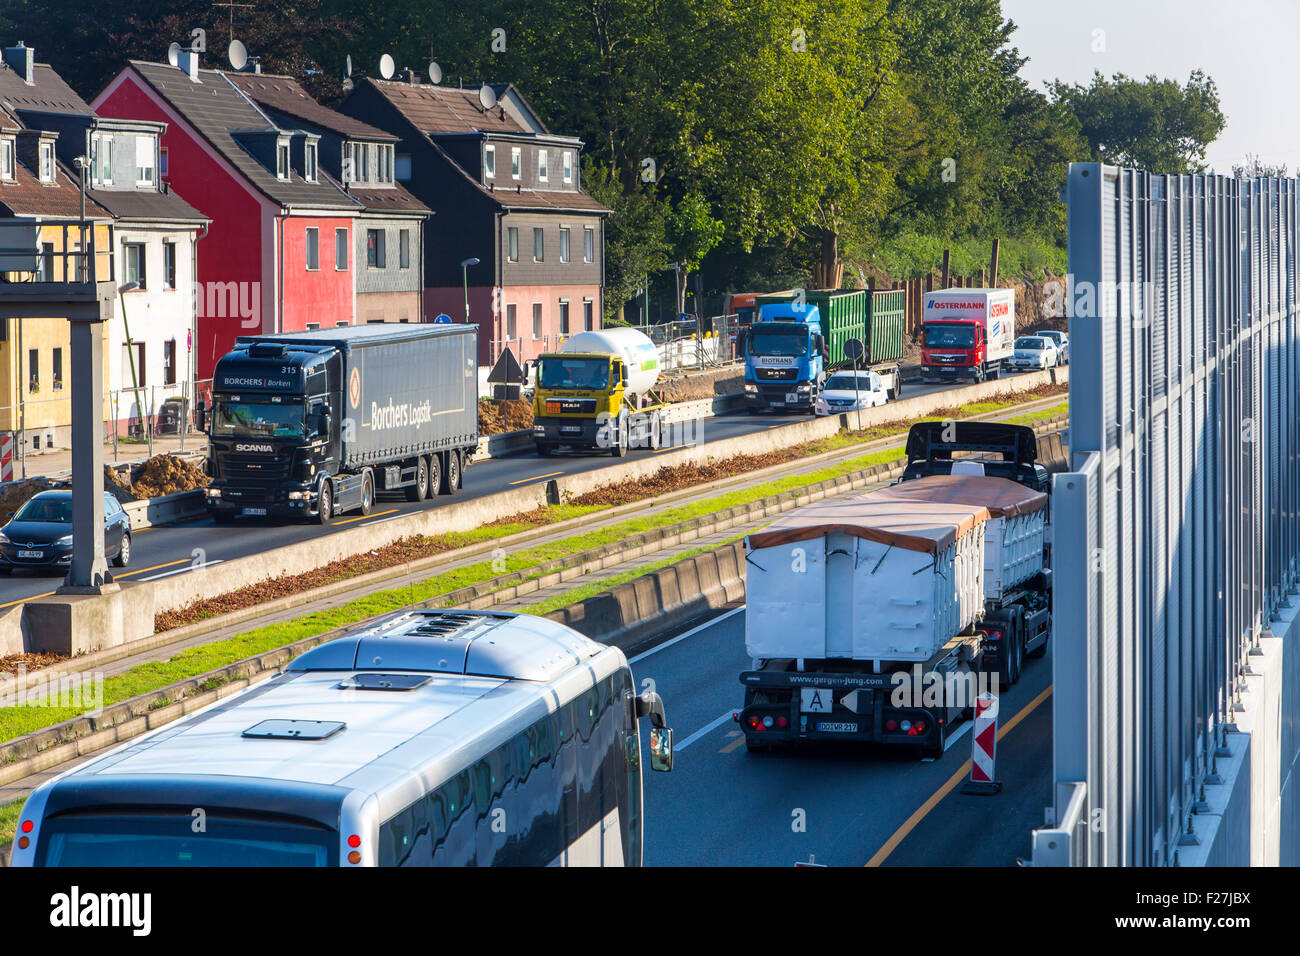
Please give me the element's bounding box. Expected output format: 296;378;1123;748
200;324;478;524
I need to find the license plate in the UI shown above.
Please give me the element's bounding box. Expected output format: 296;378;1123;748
241;507;267;516
16;550;43;558
560;426;581;434
785;393;799;403
769;401;784;408
816;721;858;733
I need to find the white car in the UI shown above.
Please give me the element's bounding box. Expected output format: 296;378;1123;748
815;370;887;416
1036;330;1068;364
1010;335;1058;370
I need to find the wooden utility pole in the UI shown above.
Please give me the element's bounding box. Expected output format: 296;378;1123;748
940;249;951;289
988;239;1001;287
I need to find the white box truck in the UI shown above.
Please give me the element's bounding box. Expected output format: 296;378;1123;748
920;288;1015;384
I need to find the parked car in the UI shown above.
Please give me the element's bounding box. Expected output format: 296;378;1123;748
0;490;132;574
1010;335;1058;371
814;370;888;416
1036;330;1069;364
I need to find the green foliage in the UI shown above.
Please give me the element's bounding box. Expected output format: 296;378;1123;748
862;231;1066;282
1048;70;1226;173
584;159;670;321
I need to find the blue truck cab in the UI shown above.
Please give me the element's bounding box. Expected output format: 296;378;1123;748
743;302;827;414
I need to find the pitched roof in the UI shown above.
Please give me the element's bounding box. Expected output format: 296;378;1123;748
86;186;208;223
428;139;609;216
0;61;92;119
229;73;395;141
125;61;361;212
366;78;531;136
0;158;110;219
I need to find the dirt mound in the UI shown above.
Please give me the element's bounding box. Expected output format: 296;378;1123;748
479;399;533;436
128;455;210;498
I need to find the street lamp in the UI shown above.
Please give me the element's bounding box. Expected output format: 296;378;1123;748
118;280;149;457
460;257;480;326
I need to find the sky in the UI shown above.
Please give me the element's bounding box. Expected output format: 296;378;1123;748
1000;0;1300;174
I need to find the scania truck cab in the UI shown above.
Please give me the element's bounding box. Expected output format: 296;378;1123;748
743;303;827;414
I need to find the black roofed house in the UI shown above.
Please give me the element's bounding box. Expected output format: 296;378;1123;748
339;75;608;367
228;73;429;329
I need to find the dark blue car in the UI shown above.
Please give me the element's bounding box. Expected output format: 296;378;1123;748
0;490;132;575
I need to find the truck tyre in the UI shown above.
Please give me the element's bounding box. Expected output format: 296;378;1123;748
427;453;443;497
317;480;333;525
406;457;429;502
611;415;628;457
359;471;374;516
922;720;947;759
442;450;462;495
893;380;904;400
537;442;552;457
650;413;662;450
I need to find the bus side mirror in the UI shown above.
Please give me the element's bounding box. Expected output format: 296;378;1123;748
636;690;673;772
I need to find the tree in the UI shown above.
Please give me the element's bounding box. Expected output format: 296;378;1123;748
1049;70;1225;173
665;194;724;314
583;160;670;322
1233;155;1289;179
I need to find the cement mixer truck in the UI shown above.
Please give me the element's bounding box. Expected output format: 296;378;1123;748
532;328;669;456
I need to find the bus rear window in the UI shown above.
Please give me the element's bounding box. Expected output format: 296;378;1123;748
36;812;337;867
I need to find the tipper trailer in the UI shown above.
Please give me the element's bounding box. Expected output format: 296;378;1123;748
736;421;1052;756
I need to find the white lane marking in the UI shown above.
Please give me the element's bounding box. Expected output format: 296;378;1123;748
628;606;744;665
140;559;224;581
674;710;737;753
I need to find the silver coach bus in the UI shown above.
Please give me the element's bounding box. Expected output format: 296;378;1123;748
9;610;674;867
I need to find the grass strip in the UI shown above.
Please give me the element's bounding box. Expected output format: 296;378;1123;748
0;396;1067;747
1;797;20;849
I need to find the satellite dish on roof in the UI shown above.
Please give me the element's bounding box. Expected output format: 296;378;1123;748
428;61;442;84
379;53;395;80
167;42;182;67
478;83;497;111
228;39;248;71
345;54;353;78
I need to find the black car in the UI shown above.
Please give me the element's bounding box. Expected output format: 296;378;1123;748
0;490;132;574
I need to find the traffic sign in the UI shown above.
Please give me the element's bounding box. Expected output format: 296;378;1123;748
487;347;524;385
844;338;864;361
434;313;452;324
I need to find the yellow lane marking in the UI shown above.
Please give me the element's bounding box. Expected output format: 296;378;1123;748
117;558;190;579
506;471;562;486
331;509;399;526
864;684;1054;867
0;590;54;609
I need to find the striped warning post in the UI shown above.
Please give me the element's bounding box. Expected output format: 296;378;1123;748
961;692;1002;795
0;434;12;482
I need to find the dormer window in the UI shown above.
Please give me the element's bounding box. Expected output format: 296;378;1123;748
38;141;55;183
0;137;13;182
92;132;111;185
485;144;495;179
563;151;573;184
511;147;521;180
305;141;318;182
276;140;290;180
538;149;548;183
135;136;155;187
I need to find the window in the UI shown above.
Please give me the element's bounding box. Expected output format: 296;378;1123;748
583;299;593;331
162;241;176;290
125;242;146;288
559;300;570;335
399;229;410;269
538;149;548;182
584;227;594;263
506;303;517;338
1;138;14;181
559;227;570;263
305;228;319;270
396;153;411;181
39;141;55;183
122;342;146;388
305;141;318;182
336;321;349;327
28;349;38;393
367;229;386;268
277;141;290;180
355;143;370;182
533;227;544;262
563;151;573;184
379;144;394;183
532;303;542;339
52;348;63;390
511;147;521;179
507;226;518;262
163;339;176;386
135;136;154;186
335;228;348;271
306;322;320;330
484;144;495;179
93;132;111;184
160;146;168;179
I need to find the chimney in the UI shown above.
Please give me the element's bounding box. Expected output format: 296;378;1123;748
3;42;34;85
177;49;200;81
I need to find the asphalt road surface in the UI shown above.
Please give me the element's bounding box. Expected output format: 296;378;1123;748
0;375;997;608
636;606;1053;867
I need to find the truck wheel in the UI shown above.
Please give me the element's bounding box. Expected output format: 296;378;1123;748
611;416;628;457
442;450;462;495
537;442;552;457
649;414;662;450
359;471;374;516
406;457;429;502
427;453;443;497
922;720;947;759
317;480;333;525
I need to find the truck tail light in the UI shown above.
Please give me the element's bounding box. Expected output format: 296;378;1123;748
776;715;788;728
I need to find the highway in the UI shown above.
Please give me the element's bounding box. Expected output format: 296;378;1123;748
0;376;990;608
637;607;1053;867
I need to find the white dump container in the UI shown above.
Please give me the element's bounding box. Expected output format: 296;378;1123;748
559;328;661;398
870;475;1047;601
744;495;988;663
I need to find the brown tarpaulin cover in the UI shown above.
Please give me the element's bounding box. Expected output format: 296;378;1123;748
747;496;989;555
867;474;1048;518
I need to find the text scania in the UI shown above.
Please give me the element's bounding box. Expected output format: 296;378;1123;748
370;399;434;431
